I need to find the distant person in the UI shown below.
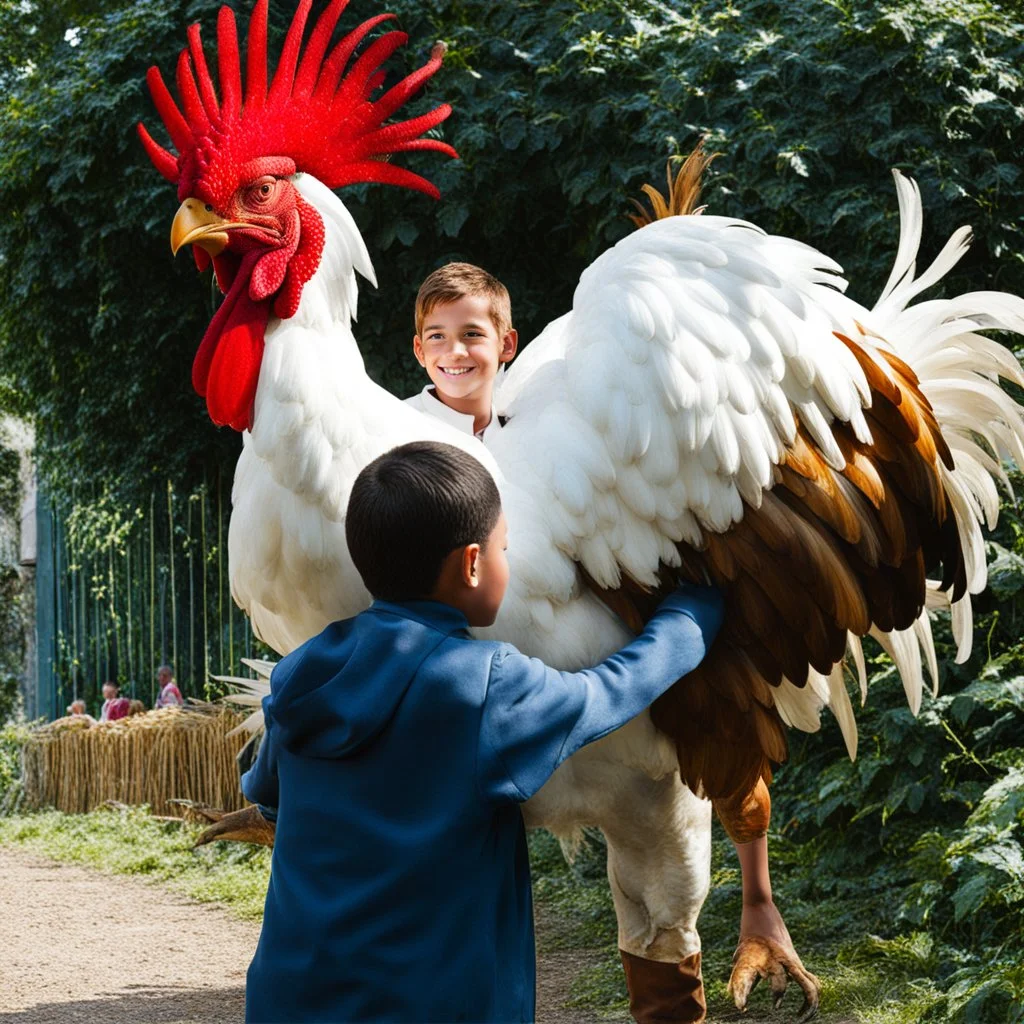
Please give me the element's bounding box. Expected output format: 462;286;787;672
155;664;184;708
98;683;119;722
128;700;146;717
98;683;130;722
66;699;96;725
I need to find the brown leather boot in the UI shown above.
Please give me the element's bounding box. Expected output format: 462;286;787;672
620;949;706;1023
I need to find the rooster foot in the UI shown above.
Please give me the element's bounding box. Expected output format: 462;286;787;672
728;934;820;1020
192;804;276;848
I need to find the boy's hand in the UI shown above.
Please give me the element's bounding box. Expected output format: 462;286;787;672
658;583;725;641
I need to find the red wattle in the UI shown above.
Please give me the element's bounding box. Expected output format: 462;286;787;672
191;252;269;431
207;295;269;431
274;197;325;319
189;199;323;433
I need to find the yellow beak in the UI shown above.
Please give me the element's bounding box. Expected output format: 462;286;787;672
170;199;248;257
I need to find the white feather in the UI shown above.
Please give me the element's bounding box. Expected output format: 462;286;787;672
223;169;1024;808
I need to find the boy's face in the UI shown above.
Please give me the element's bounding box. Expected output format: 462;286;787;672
413;295;517;405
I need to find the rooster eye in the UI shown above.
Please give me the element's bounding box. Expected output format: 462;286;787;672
260;183;272;197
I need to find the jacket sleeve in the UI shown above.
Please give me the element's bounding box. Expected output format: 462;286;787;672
478;584;724;802
240;695;280;823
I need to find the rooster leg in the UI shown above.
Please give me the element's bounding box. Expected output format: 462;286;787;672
729;921;820;1021
599;771;713;1024
193;804;276;848
715;782;821;1017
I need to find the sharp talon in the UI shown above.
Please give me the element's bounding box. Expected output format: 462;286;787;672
797;996;819;1021
193;804;275;848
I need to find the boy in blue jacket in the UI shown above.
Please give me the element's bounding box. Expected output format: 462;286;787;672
243;440;724;1024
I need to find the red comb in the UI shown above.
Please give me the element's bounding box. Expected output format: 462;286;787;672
137;0;456;205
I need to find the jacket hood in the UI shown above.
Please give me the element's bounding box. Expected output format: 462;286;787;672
267;600;470;758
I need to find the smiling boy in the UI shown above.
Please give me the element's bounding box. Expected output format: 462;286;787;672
405;262;516;439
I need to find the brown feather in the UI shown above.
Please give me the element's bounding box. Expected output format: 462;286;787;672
627;140;720;228
578;284;970;804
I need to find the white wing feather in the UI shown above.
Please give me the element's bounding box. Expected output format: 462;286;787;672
226;172;1024;773
495;175;1024;754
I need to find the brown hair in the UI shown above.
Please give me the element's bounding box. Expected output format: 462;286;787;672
415;262;512;337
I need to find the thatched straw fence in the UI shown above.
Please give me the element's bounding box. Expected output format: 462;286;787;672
21;706;249;815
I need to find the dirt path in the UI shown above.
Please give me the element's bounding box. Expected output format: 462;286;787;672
0;847;256;1022
0;846;621;1023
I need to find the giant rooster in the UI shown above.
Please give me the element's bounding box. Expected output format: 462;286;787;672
140;0;1024;1019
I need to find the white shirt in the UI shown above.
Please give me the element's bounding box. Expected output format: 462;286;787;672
403;386;504;442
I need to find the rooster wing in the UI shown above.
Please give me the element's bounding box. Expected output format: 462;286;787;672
487;170;1024;800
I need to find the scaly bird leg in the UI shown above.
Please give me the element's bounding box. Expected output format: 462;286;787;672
727;840;820;1018
714;778;821;1018
729;930;820;1021
193;804;276;848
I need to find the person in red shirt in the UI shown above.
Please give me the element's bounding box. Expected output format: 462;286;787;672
98;682;130;722
155;664;184;708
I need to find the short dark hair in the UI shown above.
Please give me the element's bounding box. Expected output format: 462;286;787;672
346;441;502;601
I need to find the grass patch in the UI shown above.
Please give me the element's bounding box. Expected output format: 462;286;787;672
1;809;1016;1022
525;827;999;1023
0;807;271;920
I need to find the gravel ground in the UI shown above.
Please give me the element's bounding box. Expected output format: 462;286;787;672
0;846;623;1023
0;847;255;1022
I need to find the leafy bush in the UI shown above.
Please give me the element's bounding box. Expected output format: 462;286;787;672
0;722;35;814
1;0;1022;503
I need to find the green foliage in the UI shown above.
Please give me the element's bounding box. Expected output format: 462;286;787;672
0;426;28;724
2;0;1023;503
0;0;240;504
0;806;272;918
0;722;34;811
768;492;1024;1022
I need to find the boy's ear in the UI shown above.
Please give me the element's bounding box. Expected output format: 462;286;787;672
461;543;481;588
500;329;518;364
413;335;427;368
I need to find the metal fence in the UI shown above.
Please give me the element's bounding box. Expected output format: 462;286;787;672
35;472;262;719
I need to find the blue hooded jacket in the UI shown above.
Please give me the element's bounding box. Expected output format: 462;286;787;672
242;586;723;1023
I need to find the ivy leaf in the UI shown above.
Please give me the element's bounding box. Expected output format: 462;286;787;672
395;220;419;247
437;203;470;238
499;116;526;150
952;872;991;921
985;544;1024;600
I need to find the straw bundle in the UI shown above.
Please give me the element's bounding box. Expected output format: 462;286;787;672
21;706;249;816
